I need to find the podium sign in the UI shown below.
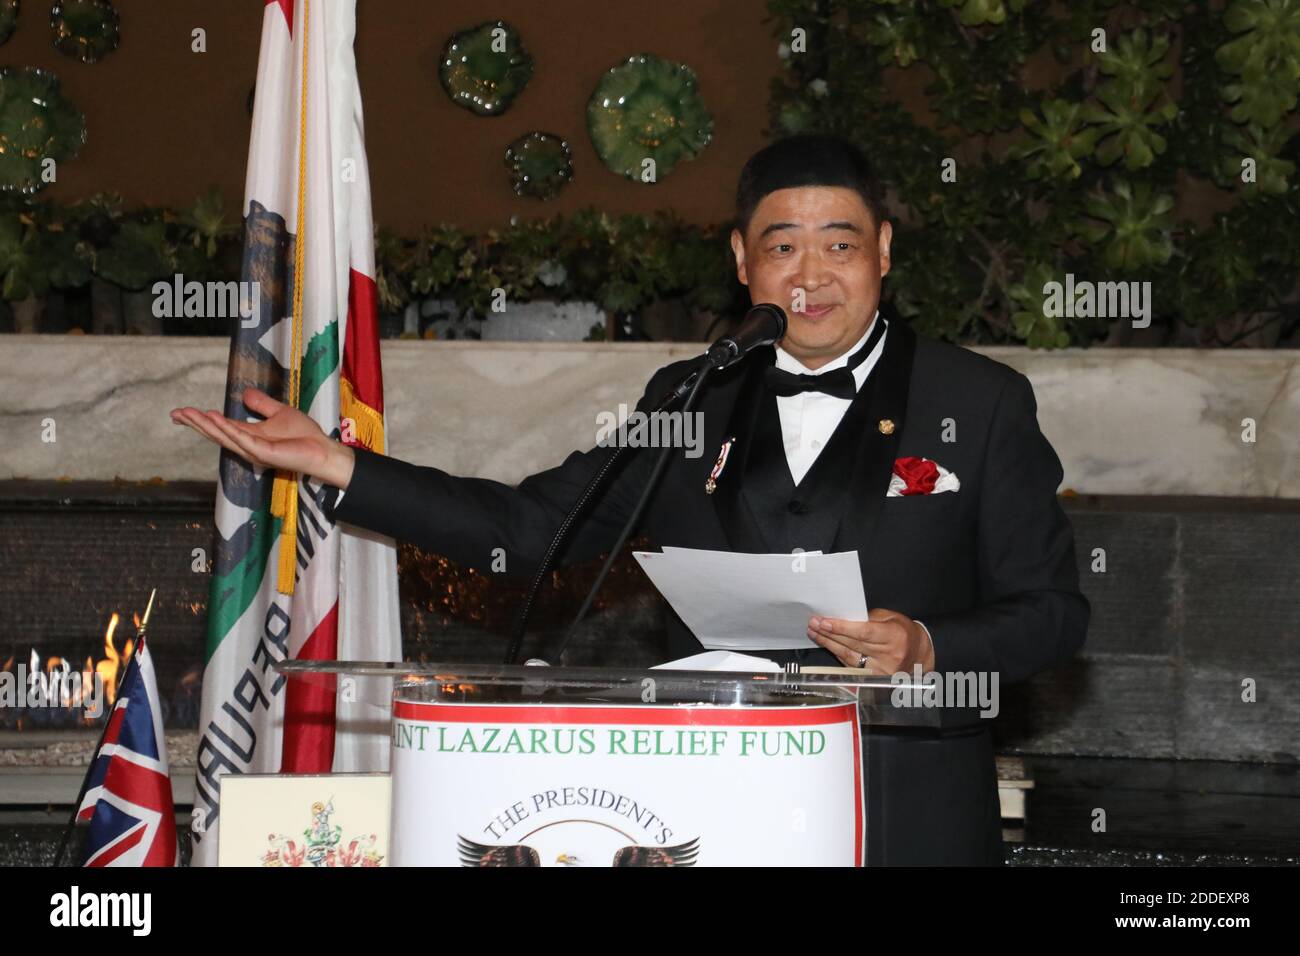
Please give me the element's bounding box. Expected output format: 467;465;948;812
276;660;939;868
391;696;863;867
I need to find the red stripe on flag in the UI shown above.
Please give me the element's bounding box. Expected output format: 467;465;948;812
85;821;147;868
342;268;385;415
266;0;294;35
280;602;339;772
100;701;127;747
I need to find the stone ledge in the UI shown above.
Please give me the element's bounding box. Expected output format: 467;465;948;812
2;335;1297;496
0;730;197;768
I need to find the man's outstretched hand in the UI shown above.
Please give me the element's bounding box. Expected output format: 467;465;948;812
170;387;355;489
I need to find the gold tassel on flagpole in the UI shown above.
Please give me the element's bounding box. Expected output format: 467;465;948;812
272;471;299;593
271;0;313;596
340;377;386;454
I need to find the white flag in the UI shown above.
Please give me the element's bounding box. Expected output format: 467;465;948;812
192;0;401;866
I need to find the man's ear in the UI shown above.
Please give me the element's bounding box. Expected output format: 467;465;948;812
877;219;893;279
729;228;749;286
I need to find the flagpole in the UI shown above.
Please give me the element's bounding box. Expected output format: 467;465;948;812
52;588;155;867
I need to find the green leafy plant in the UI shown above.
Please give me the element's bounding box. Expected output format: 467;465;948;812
179;187;239;260
0;210;52;301
0;199;90;301
1008;262;1071;349
1008;100;1099;179
768;0;1300;346
93;218;172;291
1083;81;1178;170
1216;0;1300;126
373;209;744;325
1076;179;1176;271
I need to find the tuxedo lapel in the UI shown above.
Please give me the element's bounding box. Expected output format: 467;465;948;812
709;345;774;553
737;388;796;552
832;317;918;555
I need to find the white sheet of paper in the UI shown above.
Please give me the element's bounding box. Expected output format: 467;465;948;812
633;547;869;650
660;546;823;557
650;651;784;673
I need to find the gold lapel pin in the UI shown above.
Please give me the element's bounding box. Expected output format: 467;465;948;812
878;419;895;435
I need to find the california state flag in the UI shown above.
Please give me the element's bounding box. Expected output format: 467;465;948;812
192;0;401;866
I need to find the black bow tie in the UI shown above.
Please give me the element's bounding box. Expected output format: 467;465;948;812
763;316;886;400
764;365;857;399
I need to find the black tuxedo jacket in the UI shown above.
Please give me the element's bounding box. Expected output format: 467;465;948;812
327;318;1089;866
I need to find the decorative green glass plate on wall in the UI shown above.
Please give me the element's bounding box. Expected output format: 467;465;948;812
0;67;86;193
51;0;120;64
0;0;19;48
439;20;533;116
587;54;712;182
504;132;574;200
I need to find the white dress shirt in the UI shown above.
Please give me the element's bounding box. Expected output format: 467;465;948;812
772;310;886;485
771;310;933;665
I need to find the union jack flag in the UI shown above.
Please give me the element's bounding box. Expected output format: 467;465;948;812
77;636;178;866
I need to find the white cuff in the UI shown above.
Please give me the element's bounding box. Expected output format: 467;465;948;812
916;620;934;664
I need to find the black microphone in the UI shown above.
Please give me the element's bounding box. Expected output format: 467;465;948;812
705;303;787;370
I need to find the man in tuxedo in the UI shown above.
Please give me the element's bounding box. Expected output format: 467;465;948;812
173;134;1088;866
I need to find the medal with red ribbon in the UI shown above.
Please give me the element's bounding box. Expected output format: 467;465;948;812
705;436;735;494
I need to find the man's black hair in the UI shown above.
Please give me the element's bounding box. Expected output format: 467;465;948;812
734;134;887;238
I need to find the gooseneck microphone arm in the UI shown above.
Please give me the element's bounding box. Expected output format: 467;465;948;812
547;365;712;664
501;362;709;665
502;303;787;665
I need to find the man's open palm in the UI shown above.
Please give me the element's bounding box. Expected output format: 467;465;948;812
170;387;353;488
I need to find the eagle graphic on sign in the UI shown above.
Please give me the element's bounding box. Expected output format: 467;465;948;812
458;834;700;867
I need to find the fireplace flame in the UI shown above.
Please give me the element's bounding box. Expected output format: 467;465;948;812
82;656;94;710
1;606;142;727
96;612;135;708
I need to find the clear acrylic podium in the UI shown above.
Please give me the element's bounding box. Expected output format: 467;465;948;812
276;660;940;867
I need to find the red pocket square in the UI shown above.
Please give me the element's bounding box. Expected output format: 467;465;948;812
887;456;960;497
